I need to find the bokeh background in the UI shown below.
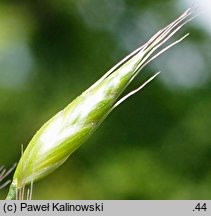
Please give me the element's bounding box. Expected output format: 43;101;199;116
0;0;210;199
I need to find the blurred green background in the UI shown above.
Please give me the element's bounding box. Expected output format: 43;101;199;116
0;0;210;199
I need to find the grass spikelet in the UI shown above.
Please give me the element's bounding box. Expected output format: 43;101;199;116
6;8;196;200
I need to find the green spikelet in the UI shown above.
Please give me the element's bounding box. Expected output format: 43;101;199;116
6;8;195;199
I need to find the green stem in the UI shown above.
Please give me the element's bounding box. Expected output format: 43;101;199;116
6;182;17;200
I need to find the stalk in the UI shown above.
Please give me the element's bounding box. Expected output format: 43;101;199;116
6;8;195;199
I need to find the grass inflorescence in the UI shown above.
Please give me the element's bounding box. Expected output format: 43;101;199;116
6;8;197;200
